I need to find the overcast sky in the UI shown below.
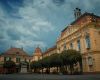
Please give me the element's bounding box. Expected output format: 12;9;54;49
0;0;100;55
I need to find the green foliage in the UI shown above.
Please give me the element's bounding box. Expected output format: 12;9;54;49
3;60;16;68
61;50;82;64
50;53;62;67
0;61;4;67
61;49;82;74
30;49;82;74
30;61;42;69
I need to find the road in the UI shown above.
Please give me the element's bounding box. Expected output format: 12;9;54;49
0;73;100;80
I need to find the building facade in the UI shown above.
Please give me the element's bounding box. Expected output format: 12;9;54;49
0;47;43;63
0;48;32;63
57;8;100;73
43;46;57;58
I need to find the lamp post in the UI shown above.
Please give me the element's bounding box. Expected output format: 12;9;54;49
28;59;31;73
41;53;43;74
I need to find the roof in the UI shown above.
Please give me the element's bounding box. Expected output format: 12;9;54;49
2;48;30;56
43;45;57;55
62;12;100;32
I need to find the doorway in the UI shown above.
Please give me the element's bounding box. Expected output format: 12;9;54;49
20;61;28;73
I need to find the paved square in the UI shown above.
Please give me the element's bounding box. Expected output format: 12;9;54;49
0;74;100;80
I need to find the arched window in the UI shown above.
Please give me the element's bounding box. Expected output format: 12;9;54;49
85;35;91;49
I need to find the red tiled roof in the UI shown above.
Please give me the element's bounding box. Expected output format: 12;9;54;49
62;12;100;32
3;48;29;56
43;45;56;55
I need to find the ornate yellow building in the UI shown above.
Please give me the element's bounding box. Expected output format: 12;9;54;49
57;8;100;73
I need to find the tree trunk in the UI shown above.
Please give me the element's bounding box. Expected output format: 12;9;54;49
65;65;68;73
41;67;43;74
48;67;50;74
57;67;59;73
79;61;83;74
70;65;74;74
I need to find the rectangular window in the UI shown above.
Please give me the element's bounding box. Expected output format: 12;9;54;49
4;57;11;61
9;57;11;61
25;58;26;62
70;43;73;49
88;57;93;66
85;35;91;49
16;57;20;62
4;57;6;62
77;40;81;51
64;43;66;50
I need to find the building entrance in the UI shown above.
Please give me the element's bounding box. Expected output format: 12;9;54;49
20;61;28;73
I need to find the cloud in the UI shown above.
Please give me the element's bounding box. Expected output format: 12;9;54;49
52;0;65;6
0;0;56;54
0;0;100;54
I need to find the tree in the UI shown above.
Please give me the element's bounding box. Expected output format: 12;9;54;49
61;49;82;74
30;61;42;73
3;60;16;69
60;50;71;74
3;60;16;74
30;49;82;74
50;53;62;73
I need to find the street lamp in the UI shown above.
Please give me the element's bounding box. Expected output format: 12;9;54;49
41;53;43;74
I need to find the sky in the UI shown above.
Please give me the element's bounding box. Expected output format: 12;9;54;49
0;0;100;55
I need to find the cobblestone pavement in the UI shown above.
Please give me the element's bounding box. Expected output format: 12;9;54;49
0;73;100;80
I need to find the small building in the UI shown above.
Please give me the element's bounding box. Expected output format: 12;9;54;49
0;47;32;73
0;47;32;63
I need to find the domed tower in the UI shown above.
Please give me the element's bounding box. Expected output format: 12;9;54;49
32;47;42;61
